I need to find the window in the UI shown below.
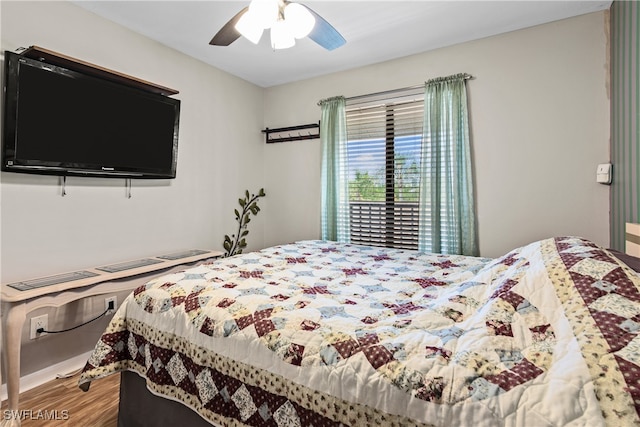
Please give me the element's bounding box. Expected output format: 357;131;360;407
320;74;477;255
344;91;424;250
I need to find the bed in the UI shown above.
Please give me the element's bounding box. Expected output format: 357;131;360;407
78;237;640;426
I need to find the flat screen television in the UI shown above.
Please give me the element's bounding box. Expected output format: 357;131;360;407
2;50;180;179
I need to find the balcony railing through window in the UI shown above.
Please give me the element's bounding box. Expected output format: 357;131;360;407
349;201;419;250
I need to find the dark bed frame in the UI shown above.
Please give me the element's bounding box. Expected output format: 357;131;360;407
118;371;214;427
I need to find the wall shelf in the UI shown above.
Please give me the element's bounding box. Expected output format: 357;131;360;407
20;45;179;96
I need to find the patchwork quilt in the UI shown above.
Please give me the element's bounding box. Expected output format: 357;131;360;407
79;238;640;426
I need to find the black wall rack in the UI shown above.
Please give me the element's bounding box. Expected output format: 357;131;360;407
262;122;320;144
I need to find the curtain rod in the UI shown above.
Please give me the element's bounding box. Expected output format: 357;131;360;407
344;84;423;103
344;73;473;103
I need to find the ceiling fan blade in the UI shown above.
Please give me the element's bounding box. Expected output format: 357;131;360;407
303;4;346;51
209;6;249;46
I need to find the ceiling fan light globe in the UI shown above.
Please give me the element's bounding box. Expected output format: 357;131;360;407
248;0;279;29
235;12;264;44
271;20;295;49
284;3;315;39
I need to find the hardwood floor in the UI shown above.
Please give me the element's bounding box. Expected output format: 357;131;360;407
1;372;119;426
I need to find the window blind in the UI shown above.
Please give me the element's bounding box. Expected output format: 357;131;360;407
345;90;424;250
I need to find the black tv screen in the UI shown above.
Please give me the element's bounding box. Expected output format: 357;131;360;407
2;50;180;179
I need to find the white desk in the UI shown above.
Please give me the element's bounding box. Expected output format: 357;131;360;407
0;250;221;427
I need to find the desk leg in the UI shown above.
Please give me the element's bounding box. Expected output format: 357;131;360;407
1;302;25;427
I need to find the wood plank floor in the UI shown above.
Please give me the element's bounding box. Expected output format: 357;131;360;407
1;372;119;426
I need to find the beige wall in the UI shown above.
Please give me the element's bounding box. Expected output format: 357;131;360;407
262;11;611;258
1;1;266;376
1;1;267;282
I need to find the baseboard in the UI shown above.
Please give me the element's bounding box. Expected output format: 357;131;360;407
1;350;93;401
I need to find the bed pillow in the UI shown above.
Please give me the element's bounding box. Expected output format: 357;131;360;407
608;248;640;273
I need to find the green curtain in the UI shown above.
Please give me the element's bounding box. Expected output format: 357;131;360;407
419;74;478;256
319;96;350;242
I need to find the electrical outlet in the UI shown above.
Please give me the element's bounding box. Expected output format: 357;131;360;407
105;296;117;314
30;314;48;339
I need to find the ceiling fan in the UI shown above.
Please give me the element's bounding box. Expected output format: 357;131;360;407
209;0;346;51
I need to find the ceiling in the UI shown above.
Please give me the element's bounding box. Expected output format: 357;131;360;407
73;1;612;88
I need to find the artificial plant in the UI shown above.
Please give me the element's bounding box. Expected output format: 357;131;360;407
223;188;266;257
